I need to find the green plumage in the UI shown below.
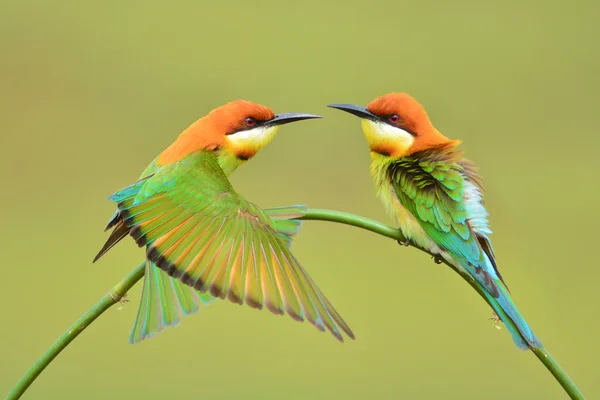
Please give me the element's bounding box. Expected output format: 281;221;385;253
129;205;307;343
100;150;353;343
388;154;488;281
378;146;540;349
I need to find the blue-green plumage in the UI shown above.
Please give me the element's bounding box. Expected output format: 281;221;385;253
374;145;541;349
329;93;541;349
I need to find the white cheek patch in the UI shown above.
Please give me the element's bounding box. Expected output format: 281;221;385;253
227;126;279;148
361;119;415;151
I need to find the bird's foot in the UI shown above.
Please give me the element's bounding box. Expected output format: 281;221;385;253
109;291;130;309
432;255;444;264
397;238;411;247
117;294;130;310
489;313;502;330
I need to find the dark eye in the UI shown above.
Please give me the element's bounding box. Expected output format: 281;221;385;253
389;114;400;124
244;117;256;127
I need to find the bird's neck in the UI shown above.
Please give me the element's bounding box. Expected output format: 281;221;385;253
369;152;396;188
369;151;396;170
216;148;248;176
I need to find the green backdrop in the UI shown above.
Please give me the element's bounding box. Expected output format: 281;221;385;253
1;0;598;398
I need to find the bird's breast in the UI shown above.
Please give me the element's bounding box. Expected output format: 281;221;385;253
370;158;443;255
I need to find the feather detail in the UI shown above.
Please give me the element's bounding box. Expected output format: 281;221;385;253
376;144;540;349
125;206;307;343
93;219;129;262
105;151;352;342
130;260;213;344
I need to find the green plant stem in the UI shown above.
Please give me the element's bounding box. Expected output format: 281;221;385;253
7;209;584;400
300;209;584;400
6;262;146;400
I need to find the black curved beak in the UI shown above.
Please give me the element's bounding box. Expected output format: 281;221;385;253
327;104;377;120
266;113;321;127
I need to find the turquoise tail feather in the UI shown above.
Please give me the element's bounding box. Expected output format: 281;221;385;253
474;255;542;350
492;283;542;349
479;287;529;350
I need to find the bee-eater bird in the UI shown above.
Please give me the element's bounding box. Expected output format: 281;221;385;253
94;100;354;343
328;93;541;349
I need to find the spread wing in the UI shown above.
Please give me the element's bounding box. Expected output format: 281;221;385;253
111;151;353;342
129;205;309;344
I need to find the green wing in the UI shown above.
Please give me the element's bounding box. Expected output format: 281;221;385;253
129;205;308;344
388;157;496;293
112;151;352;342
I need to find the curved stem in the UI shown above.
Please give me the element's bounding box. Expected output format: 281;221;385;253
7;209;584;400
531;348;584;400
6;262;146;400
300;209;584;400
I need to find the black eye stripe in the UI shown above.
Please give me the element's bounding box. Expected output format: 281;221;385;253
377;114;418;136
225;119;267;135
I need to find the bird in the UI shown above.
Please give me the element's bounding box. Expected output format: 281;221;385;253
328;93;540;349
94;100;354;343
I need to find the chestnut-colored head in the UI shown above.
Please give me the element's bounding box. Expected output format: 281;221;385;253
159;100;320;166
329;93;459;158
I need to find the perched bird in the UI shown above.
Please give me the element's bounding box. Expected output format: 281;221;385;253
94;100;354;343
328;93;540;349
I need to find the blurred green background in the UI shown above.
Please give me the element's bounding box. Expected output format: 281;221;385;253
1;0;598;398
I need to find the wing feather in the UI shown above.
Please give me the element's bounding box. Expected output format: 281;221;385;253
109;151;352;341
390;153;495;293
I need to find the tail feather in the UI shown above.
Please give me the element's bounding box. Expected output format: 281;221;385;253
465;255;542;350
130;260;213;344
479;288;528;349
492;282;542;349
